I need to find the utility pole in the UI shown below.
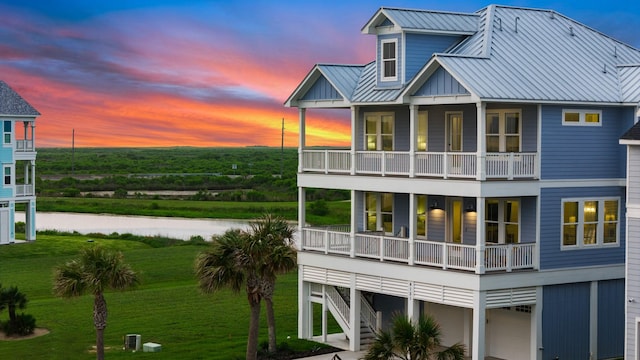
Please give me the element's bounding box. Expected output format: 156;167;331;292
280;118;284;177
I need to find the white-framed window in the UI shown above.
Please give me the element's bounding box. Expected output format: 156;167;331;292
380;39;397;81
562;109;602;126
3;165;11;186
561;198;619;249
446;112;463;152
417;111;428;151
3;121;11;145
366;192;393;234
486;110;521;152
365;112;394;151
485;199;520;244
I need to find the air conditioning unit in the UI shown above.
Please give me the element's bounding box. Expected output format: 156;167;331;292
125;334;141;351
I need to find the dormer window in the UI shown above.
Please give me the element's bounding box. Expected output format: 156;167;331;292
381;39;397;81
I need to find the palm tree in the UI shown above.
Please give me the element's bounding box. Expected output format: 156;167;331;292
0;286;28;324
195;229;263;360
249;214;297;353
53;246;138;360
364;314;465;360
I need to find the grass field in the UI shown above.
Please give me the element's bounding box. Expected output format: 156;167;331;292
33;197;351;226
0;235;338;359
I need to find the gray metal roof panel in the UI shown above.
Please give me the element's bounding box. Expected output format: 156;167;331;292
619;65;640;103
351;62;404;103
438;6;640;102
0;81;40;116
317;64;364;100
381;7;479;34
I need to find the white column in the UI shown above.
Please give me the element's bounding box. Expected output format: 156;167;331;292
464;308;472;356
472;291;486;360
298;187;305;251
349;275;361;351
31;123;35;151
409;193;416;265
409;105;417;178
321;285;328;342
351;106;357;175
476;102;486;180
298;272;311;339
350;190;356;258
475;197;485;274
407;282;419;323
298;108;306;173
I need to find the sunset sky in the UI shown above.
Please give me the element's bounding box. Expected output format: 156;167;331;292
1;0;639;147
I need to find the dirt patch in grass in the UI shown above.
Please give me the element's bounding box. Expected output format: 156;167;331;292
0;328;49;341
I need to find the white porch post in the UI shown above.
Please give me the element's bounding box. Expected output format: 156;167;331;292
409;193;416;265
472;291;487;360
350;190;356;258
407;282;419;323
349;275;361;351
476;102;486;181
298;108;306;173
26;199;36;241
298;187;305;251
475;197;485;274
351;106;357;175
298;274;311;339
321;284;328;342
409;105;417;178
31;161;35;192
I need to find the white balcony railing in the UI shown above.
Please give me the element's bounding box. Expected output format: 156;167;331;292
15;184;34;196
301;150;538;179
16;140;35;152
302;226;536;274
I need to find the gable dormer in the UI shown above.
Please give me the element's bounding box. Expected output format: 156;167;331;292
362;7;479;88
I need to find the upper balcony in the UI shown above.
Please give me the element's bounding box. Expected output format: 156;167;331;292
301;149;537;180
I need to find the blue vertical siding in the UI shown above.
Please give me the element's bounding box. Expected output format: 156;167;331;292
539;187;626;270
414;66;469;96
405;34;463;80
542;282;591;359
598;279;624;359
540;105;634;179
377;34;403;88
301;75;341;101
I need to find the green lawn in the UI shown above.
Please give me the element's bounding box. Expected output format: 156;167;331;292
0;235;338;359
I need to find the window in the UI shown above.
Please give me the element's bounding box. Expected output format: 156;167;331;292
365;113;394;151
486;110;521;152
381;39;397;81
446;112;463;152
485;199;519;244
561;198;619;248
562;109;601;126
3;166;10;186
366;192;393;234
416;195;427;237
417;111;428;151
3;121;11;144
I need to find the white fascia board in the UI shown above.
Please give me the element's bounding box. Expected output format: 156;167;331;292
479;265;624;290
409;94;477;105
620;139;640;145
403;28;476;36
361;8;391;34
284;66;321;107
480;98;633;106
296;100;351;109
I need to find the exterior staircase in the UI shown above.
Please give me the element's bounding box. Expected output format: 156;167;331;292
324;286;378;347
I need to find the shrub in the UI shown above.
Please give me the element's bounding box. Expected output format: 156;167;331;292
309;200;329;216
2;313;36;336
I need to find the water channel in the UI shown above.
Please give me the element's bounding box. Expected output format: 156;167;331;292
14;212;258;241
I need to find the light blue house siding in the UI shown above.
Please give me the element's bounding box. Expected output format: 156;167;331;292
0;141;13;198
597;278;624;358
377;33;402;88
542;282;591;359
539;186;626;270
520;196;536;244
540;105;634;180
301;75;341;101
405;34;462;81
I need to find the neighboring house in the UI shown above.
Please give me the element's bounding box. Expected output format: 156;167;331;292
0;81;39;244
286;5;640;360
